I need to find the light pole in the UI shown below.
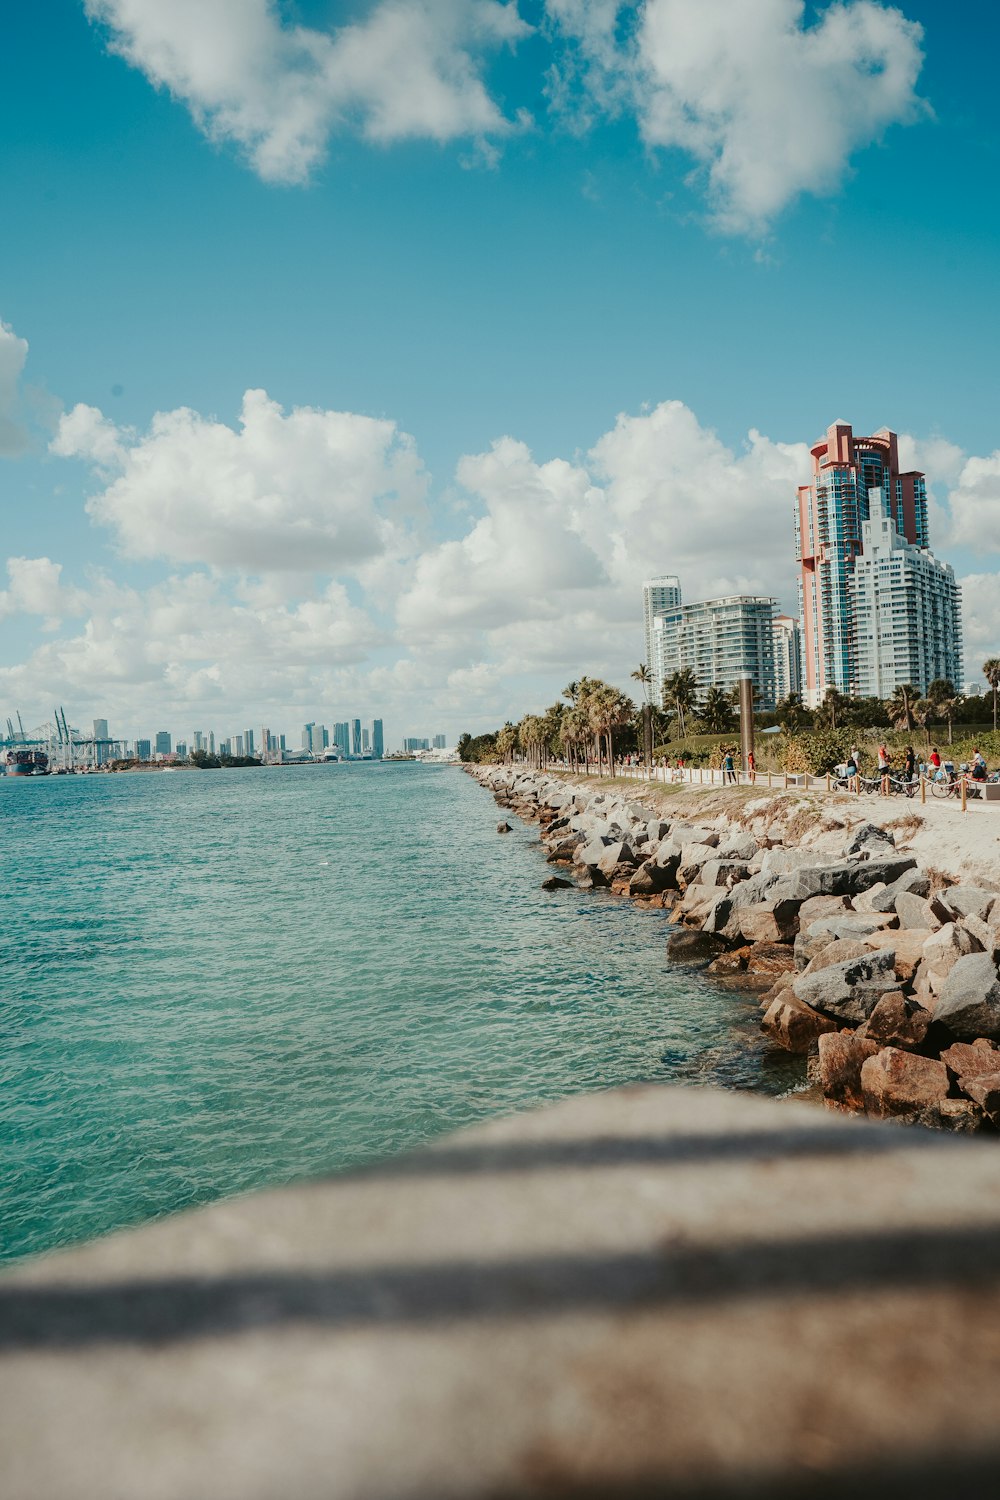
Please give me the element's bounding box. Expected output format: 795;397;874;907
739;671;754;778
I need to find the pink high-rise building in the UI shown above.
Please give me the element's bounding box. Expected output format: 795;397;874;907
795;421;928;706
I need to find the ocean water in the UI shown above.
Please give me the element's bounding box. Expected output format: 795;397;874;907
1;762;798;1263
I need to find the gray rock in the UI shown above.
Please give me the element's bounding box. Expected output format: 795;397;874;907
628;860;675;896
805;913;896;942
497;822;512;833
869;867;931;912
843;822;896;860
933;953;1000;1040
699;859;752;889
716;831;759;862
894;892;942;931
776;857;917;902
939;886;997;923
793;948;897;1024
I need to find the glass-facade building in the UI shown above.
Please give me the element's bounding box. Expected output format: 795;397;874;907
653;594;779;711
796;422;929;706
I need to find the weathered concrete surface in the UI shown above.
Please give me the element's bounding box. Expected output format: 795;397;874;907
4;1086;1000;1498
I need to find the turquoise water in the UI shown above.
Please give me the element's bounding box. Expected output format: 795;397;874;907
1;763;794;1263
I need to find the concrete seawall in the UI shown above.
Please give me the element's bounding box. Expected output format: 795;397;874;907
4;1083;1000;1497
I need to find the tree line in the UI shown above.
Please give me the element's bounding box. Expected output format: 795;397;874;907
458;659;1000;766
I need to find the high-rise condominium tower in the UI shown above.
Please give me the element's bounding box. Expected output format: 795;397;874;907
642;576;682;703
796;422;928;706
372;720;384;759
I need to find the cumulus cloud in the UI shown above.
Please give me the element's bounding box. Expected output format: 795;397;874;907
85;0;531;183
0;557;88;624
396;401;810;681
941;450;1000;553
0;571;382;719
51;388;427;572
547;0;926;232
0;319;30;456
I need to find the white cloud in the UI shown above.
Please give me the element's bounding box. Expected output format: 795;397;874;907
941;451;1000;553
956;574;1000;668
0;557;88;624
0;319;30;456
85;0;531;184
0;571;382;721
51;388;427;572
547;0;926;232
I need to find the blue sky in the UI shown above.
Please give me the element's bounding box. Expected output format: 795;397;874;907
2;0;999;747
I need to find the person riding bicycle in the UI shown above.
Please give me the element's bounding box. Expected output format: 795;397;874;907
929;748;942;773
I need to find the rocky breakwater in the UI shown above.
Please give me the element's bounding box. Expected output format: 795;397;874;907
476;764;1000;1133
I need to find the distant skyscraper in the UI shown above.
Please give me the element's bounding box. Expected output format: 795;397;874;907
234;734;244;757
209;731;215;754
642;577;682;703
135;739;151;760
772;616;803;703
176;741;188;758
362;727;370;753
244;729;255;756
797;421;928;706
155;731;171;756
93;718;109;741
372;719;384;759
850;489;962;698
404;737;430;752
335;722;350;756
193;731;205;752
352;718;362;756
302;722;315;751
432;734;446;749
92;717;111;766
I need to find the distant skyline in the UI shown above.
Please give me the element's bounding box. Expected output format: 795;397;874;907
3;1;1000;743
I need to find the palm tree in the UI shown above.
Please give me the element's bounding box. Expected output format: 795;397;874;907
699;686;737;733
630;663;652;704
775;691;806;733
664;668;700;740
912;697;934;751
815;686;846;731
495;722;517;764
886;683;917;732
926;679;957;747
984;659;1000;732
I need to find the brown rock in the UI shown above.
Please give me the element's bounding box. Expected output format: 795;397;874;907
922;921;978;994
800;938;871;977
815;1031;880;1110
862;927;933;983
959;1071;1000;1125
855;991;931;1051
541;875;573;891
707;948;749;976
962;913;1000;956
936;1097;986;1133
745;941;797;978
797;895;854;925
761;994;838;1054
667;929;727;964
737;900;801;945
940;1039;1000;1083
860;1047;950;1120
894;892;942;931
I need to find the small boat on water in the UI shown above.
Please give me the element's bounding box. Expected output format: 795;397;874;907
2;748;50;776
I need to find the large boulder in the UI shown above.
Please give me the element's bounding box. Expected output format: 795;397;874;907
939;886;997;923
922;922;980;993
843;823;896;860
735;899;801;945
667;929;727;964
940;1039;1000;1086
793;948;897;1024
799;938;872;978
761;994;838;1054
699;859;752;889
596;841;638;877
959;1072;1000;1126
797;895;854;925
861;927;933;984
869;867;932;912
716;831;759;862
933;953;1000;1040
774;857;917;902
628;860;675;896
860;1047;950;1120
894;892;943;932
815;1030;880;1110
804;913;897;943
856;991;931;1052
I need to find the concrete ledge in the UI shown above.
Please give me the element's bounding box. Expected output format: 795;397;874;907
4;1085;1000;1497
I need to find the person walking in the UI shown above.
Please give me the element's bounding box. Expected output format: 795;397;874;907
723;748;737;785
903;744;916;796
878;742;891;796
747;749;756;783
